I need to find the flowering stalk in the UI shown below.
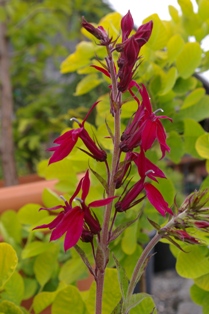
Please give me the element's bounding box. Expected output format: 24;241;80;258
34;10;209;314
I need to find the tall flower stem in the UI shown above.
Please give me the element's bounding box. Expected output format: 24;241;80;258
127;213;184;298
95;45;121;314
127;232;162;297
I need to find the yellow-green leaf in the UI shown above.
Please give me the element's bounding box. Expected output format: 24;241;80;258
198;0;209;21
85;268;121;314
34;247;59;287
181;88;205;109
0;300;23;314
195;273;209;291
17;203;48;225
0;243;18;289
159;67;178;95
195;133;209;159
1;271;24;305
168;5;180;23
176;246;209;278
74;74;101;96
167;34;184;64
176;42;202;78
121;223;138;255
52;286;87;314
33;291;57;314
143;14;169;51
60;42;95;73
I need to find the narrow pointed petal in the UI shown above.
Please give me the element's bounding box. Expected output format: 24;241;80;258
121;10;134;40
89;196;117;208
140;120;157;151
50;206;84;241
144;183;173;216
63;210;84;251
33;212;65;231
91;65;110;77
81;170;90;201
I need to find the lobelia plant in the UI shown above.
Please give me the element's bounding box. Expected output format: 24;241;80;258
33;11;209;314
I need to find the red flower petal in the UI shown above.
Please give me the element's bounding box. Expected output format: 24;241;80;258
144;183;173;216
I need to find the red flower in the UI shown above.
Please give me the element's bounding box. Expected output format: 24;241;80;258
82;17;111;45
171;230;199;244
48;101;106;164
131;150;166;182
115;178;145;212
117;18;153;92
120;84;172;158
121;10;134;41
194;221;209;229
144;183;173;216
34;171;115;251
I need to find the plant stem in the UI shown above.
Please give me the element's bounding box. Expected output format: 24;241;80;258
127;213;184;298
95;45;121;314
96;270;105;314
127;232;162;297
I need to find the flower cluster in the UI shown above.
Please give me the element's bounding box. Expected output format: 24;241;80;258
35;11;173;251
158;190;209;246
34;171;115;251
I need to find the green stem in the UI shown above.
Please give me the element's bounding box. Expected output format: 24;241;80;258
127;232;162;297
127;212;184;298
95;45;121;314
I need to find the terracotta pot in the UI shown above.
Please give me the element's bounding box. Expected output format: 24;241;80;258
0;176;57;213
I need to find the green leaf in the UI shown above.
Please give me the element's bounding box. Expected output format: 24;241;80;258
0;300;23;314
122;246;143;279
121;223;138;255
143;14;169;50
166;131;184;164
59;257;88;285
34;246;59;287
52;286;87;314
195;273;209;291
178;0;194;16
195;133;209;159
23;277;38;300
60;42;95;73
198;0;209;21
0;243;18;289
124;293;149;313
37;158;77;184
176;42;202;78
74;74;101;96
130;295;156;313
33;291;57;314
0;271;24;305
17;203;48;225
190;284;209;306
113;254;129;300
42;188;62;208
173;77;197;95
168;5;180;22
175;95;209;122
0;210;22;243
176;246;209;278
182;88;205;109
184;119;205;158
110;213;141;242
22;241;54;259
201;175;209;190
167;34;184;64
85;268;121;314
159;67;178;95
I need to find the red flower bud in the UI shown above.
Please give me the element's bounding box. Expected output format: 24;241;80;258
121;10;134;41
